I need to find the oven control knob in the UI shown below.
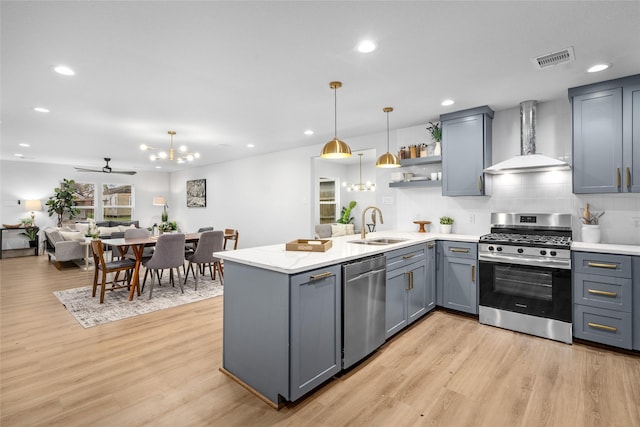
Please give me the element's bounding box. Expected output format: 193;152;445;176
550;251;557;256
496;247;502;252
540;250;547;256
517;248;524;254
488;246;494;251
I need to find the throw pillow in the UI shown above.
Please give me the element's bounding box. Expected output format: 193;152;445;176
331;223;348;237
45;229;65;245
75;223;89;235
118;224;136;232
59;231;84;241
346;224;355;235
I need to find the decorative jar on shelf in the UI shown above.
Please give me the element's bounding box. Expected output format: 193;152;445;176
433;141;442;156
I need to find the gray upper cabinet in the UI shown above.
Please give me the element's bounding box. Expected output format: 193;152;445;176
569;74;640;193
440;106;493;196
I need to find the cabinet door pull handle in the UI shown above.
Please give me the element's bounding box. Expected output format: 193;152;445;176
402;254;416;260
477;176;482;193
587;322;617;332
616;167;621;188
587;262;618;269
406;272;412;291
309;272;333;281
427;243;436;248
471;264;475;283
626;166;631;189
588;289;617;297
450;248;469;253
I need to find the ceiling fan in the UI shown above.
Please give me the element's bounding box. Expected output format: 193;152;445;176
74;158;137;175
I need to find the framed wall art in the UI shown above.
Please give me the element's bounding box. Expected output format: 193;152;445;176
186;179;206;207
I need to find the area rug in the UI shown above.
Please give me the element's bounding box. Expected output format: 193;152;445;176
54;275;223;328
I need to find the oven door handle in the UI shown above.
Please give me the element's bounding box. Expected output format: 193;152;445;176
478;253;571;269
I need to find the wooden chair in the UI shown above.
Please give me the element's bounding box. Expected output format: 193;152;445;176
184;230;224;288
91;240;137;303
223;228;239;250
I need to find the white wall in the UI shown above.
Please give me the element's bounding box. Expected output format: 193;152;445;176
0;160;169;249
2;97;639;250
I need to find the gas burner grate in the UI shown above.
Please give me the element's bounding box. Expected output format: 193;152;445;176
480;233;572;247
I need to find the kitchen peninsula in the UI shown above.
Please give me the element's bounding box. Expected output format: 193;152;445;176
216;231;478;408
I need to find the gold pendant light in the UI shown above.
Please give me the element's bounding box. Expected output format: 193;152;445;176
376;107;401;168
321;81;352;159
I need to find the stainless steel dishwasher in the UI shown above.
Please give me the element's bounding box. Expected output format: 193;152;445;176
342;255;386;369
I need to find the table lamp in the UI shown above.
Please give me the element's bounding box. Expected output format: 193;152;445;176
24;199;42;223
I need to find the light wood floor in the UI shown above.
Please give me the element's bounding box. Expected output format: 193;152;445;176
1;255;639;427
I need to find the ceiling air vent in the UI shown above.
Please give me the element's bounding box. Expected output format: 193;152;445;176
533;46;575;69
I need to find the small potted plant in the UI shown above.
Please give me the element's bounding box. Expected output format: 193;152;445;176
439;216;454;234
579;203;604;243
20;225;40;247
427;122;442;155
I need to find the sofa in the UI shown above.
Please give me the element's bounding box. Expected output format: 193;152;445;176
314;223;355;239
44;221;140;264
43;228;88;263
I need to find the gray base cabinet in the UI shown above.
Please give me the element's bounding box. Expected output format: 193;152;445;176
223;261;341;405
572;252;633;349
385;244;432;339
633;257;640;351
437;241;478;315
440;106;493;196
569;74;640;193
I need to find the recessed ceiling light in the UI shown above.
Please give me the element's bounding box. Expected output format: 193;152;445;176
304;129;314;135
14;153;24;158
19;143;30;147
587;63;610;73
356;40;377;53
54;65;75;76
247;143;255;148
33;107;50;113
441;99;455;106
155;165;162;169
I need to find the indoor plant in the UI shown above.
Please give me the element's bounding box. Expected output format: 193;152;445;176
337;201;357;224
579;203;604;243
439;215;454;234
427;121;442;156
46;178;80;227
159;220;178;233
20;225;40;247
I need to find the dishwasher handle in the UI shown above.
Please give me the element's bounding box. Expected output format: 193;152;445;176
345;267;386;284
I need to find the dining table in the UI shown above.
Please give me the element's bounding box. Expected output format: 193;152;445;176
101;232;202;301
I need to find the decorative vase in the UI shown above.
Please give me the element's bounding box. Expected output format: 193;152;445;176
582;224;601;243
441;224;452;234
434;142;442;156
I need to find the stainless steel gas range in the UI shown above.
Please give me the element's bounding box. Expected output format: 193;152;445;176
478;213;573;344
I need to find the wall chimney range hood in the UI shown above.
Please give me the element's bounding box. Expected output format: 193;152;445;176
484;100;571;174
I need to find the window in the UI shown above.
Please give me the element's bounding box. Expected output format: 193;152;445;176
102;184;134;221
72;182;95;220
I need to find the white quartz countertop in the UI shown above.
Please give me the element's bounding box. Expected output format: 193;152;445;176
571;241;640;256
215;231;479;274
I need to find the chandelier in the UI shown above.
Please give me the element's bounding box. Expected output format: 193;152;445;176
140;130;201;164
343;153;375;192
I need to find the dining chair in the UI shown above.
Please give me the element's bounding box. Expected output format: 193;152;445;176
91;239;137;303
186;226;214;254
184;230;224;289
142;233;186;299
223;228;239;250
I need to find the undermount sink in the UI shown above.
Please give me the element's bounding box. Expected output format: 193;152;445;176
348;238;409;246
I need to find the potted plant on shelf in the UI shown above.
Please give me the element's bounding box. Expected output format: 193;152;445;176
439;216;454;234
46;178;80;227
427;121;442;156
579;203;604;243
159;220;178;233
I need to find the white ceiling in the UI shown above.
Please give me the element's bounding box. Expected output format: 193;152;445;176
2;1;639;173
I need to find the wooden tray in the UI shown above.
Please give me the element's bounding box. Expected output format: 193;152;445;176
286;239;332;252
